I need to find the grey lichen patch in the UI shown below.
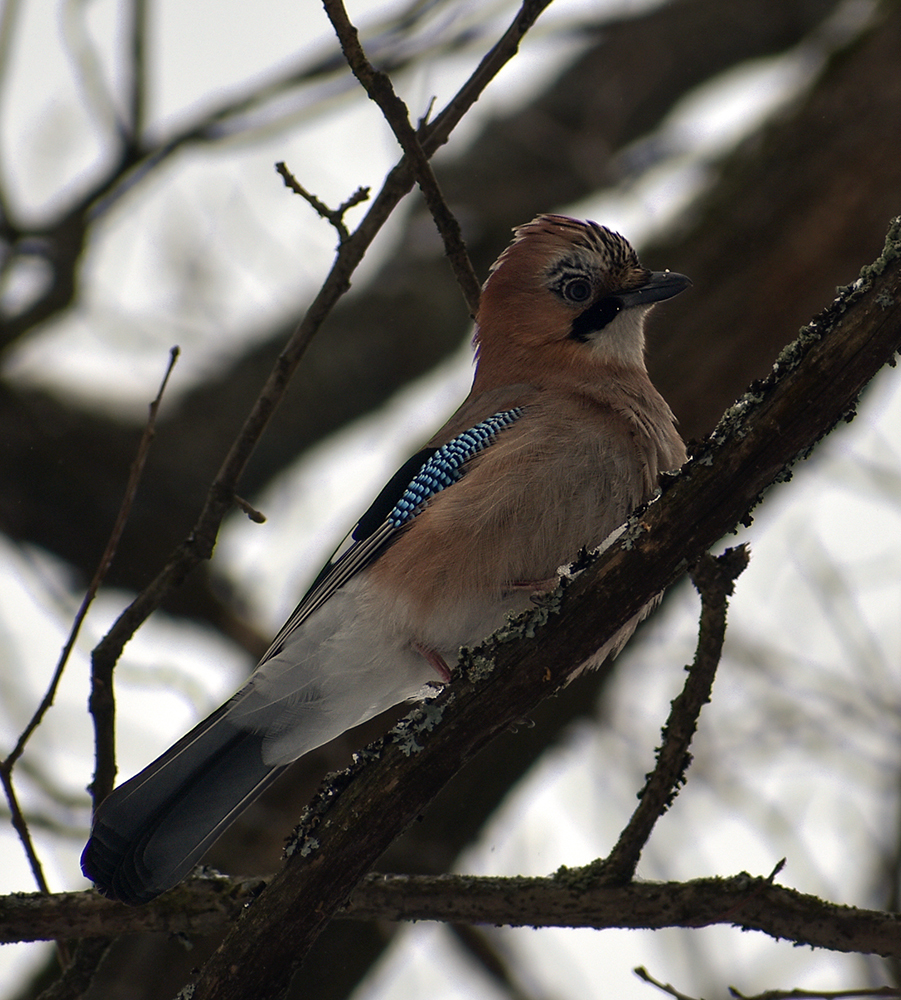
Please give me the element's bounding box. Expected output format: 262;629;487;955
391;699;447;755
620;515;653;551
285;835;320;859
284;818;321;859
493;592;562;643
352;745;383;765
464;651;497;683
460;576;571;683
284;764;360;857
615;493;668;551
857;214;901;281
701;381;770;457
715;392;764;439
770;465;794;485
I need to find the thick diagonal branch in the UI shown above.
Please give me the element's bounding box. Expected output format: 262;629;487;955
184;220;901;999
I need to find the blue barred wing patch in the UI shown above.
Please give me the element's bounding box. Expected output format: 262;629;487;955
260;407;524;662
388;408;523;527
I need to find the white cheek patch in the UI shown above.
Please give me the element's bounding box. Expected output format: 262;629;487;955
585;306;650;368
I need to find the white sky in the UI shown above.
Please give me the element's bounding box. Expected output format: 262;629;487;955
0;0;895;996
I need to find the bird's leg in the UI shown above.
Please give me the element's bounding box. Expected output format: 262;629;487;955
413;642;452;683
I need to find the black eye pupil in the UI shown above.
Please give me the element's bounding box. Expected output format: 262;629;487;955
565;279;591;302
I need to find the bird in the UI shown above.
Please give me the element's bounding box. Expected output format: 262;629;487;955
81;214;690;905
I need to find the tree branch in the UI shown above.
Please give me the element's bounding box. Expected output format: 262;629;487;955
85;347;180;808
5;869;901;961
1;349;179;896
0;2;509;351
274;160;369;243
177;220;900;998
323;0;483;315
598;545;749;884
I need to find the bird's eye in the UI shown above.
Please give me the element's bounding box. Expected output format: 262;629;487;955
563;278;592;303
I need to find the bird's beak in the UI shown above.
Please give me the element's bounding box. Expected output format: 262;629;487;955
617;271;691;308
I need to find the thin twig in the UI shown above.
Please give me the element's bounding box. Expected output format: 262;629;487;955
1;349;176;970
0;1;500;352
82;346;180;808
634;966;704;1000
82;1;499;228
275;161;369;243
323;0;483;316
2;347;179;889
0;772;49;894
730;986;901;1000
597;546;749;884
125;0;147;146
234;494;267;524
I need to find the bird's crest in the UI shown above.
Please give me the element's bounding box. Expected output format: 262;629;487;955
487;214;640;281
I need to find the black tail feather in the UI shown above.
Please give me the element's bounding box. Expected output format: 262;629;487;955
82;704;287;905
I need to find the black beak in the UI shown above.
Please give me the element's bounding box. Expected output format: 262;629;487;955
617;271;691;309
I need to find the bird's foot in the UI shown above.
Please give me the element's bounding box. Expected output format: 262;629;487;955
413;642;452;683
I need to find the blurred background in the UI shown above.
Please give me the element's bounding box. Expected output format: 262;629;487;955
2;0;901;997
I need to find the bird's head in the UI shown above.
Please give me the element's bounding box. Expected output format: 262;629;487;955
473;214;689;389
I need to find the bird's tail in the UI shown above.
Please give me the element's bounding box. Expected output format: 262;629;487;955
81;702;288;905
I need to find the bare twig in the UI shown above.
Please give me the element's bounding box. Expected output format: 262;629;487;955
275;161;369;242
81;346;179;808
0;772;49;895
2;348;179;893
124;0;148;146
634;966;703;1000
323;0;483;316
0;2;503;350
634;970;901;1000
729;986;901;999
1;348;176;971
233;495;267;524
598;545;749;884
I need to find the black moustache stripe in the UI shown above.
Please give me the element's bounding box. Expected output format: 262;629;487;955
569;296;622;341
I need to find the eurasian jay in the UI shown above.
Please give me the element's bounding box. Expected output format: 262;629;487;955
81;214;689;904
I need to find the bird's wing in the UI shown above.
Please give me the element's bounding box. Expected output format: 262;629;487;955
258;406;525;664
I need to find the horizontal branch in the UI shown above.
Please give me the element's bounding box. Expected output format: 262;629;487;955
5;870;901;960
